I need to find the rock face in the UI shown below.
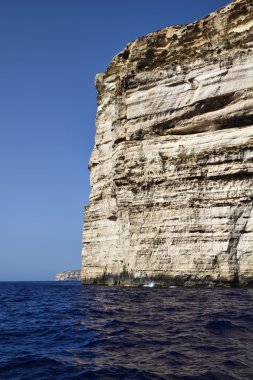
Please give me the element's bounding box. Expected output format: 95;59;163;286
81;0;253;286
55;270;81;281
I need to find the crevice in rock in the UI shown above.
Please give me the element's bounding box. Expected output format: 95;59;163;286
208;171;253;180
152;92;236;136
112;137;126;148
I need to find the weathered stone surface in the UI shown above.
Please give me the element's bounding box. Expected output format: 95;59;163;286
81;0;253;286
55;270;81;281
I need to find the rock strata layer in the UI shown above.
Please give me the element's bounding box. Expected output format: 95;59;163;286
55;270;81;281
81;0;253;286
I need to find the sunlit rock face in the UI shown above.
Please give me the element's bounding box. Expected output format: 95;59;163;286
81;0;253;286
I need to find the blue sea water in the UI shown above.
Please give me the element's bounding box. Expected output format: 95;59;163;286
0;282;253;380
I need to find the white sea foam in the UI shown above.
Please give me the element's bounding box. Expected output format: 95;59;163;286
143;281;155;288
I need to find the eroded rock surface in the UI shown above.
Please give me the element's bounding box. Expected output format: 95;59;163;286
81;0;253;286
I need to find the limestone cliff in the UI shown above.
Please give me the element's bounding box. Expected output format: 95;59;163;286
55;270;80;281
81;0;253;286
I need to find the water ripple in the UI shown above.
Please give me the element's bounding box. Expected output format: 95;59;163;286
0;282;252;379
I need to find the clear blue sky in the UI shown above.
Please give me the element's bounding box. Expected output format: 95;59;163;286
0;0;231;280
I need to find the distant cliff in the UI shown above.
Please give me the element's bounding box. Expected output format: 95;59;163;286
55;270;80;281
81;0;253;286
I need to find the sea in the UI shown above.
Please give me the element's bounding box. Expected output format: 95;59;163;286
0;282;252;380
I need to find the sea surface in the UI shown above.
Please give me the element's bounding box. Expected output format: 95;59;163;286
0;282;253;380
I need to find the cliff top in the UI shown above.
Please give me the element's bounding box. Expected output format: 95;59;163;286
96;0;252;97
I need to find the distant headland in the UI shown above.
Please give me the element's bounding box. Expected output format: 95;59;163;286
55;270;81;281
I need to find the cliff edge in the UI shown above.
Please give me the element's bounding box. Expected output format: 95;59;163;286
81;0;253;286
